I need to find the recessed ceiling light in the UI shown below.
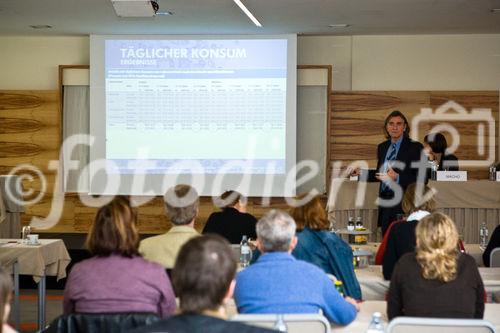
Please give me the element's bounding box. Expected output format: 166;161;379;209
156;11;174;16
233;0;262;27
491;8;500;12
29;25;53;29
328;24;350;28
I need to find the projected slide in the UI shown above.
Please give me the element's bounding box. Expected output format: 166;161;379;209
104;39;287;174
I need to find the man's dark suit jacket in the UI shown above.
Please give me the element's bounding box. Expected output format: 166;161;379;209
376;136;424;234
202;207;257;244
129;314;278;333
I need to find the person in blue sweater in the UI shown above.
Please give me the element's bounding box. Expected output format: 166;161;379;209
234;209;359;325
290;194;362;300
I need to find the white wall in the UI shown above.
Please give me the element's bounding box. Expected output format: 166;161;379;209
1;34;500;91
351;35;500;91
0;36;89;90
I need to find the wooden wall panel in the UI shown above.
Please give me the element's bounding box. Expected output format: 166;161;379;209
330;91;499;180
2;90;498;234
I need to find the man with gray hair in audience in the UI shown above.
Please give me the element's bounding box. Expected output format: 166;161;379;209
139;184;200;269
234;209;359;325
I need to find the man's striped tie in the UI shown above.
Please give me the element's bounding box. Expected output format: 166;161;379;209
381;143;397;191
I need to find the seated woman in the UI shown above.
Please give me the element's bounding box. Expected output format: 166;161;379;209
483;224;500;267
424;132;459;171
64;197;176;317
0;268;17;333
388;212;484;319
382;183;436;280
203;190;257;244
290;194;362;300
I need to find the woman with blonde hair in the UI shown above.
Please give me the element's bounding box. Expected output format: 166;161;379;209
64;196;176;317
291;194;362;300
387;212;484;319
382;183;436;280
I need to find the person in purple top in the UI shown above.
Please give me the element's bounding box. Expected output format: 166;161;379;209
234;209;359;325
63;196;176;317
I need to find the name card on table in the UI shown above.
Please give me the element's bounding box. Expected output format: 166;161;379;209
436;171;467;181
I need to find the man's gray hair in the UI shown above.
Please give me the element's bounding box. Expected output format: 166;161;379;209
164;184;199;225
256;209;296;252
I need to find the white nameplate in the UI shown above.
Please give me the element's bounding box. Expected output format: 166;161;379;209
497;171;500;181
436;171;467;181
349;176;359;181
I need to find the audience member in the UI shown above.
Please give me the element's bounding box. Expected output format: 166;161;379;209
290;194;362;300
140;184;200;269
234;209;358;325
483;224;500;267
64;197;176;317
203;191;257;244
130;235;277;333
382;183;436;280
387;212;484;319
0;268;17;333
424;132;459;171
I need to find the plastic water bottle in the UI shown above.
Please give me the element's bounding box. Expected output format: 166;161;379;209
274;314;287;332
240;235;251;267
479;222;489;251
489;163;497;181
355;216;363;230
366;312;384;333
430;160;438;180
347;217;355;231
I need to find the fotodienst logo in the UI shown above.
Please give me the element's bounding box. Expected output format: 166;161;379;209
411;100;496;168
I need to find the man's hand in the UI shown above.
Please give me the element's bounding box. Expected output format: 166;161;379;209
376;166;398;182
347;167;360;177
344;296;360;312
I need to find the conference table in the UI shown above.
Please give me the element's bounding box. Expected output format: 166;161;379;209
356;265;500;302
353;242;484;266
0;239;71;330
226;300;500;332
327;180;500;243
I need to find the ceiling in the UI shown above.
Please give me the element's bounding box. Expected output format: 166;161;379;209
0;0;500;36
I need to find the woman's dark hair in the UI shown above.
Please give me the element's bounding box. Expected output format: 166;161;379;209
424;132;448;155
173;235;236;313
383;110;410;139
86;196;140;257
0;267;13;332
218;190;243;209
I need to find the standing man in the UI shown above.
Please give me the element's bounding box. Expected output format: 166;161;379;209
376;111;423;236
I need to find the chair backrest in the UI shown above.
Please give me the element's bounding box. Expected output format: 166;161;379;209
490;247;500;267
42;312;160;333
231;313;330;333
386;317;496;333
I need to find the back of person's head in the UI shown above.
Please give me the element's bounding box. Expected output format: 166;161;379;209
383;110;410;138
0;267;13;330
415;212;459;282
290;194;329;231
86;196;139;257
256;209;296;252
217;190;246;210
172;235;236;313
164;184;199;226
401;183;436;215
424;132;448;155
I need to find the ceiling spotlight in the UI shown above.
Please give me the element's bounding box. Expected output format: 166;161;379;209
29;25;53;29
233;0;262;27
328;24;350;28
